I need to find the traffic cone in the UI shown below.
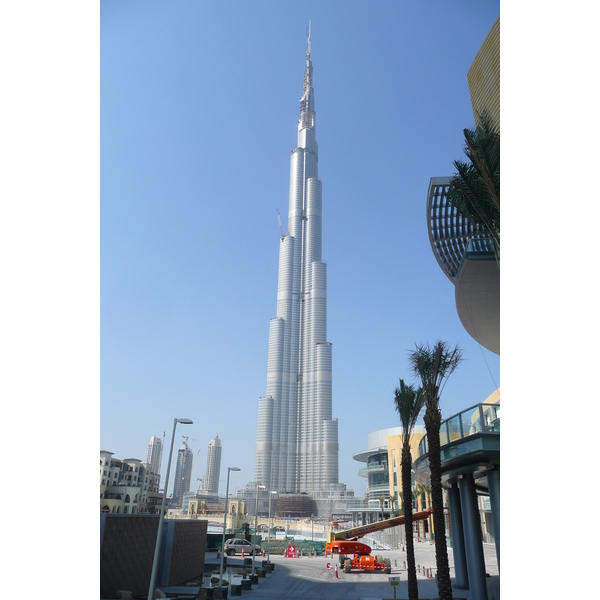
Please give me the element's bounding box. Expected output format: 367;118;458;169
241;549;244;558
284;548;287;557
429;567;433;579
334;564;338;579
262;549;265;557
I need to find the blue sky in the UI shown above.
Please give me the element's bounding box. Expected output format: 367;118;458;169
100;1;500;496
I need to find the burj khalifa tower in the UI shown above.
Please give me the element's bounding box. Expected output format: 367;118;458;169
255;30;339;495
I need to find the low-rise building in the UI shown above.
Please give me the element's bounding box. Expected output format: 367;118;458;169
100;450;162;513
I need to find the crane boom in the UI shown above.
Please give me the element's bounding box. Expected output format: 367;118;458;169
326;508;432;544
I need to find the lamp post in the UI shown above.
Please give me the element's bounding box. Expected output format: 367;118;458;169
147;418;193;600
252;484;266;576
267;491;277;563
310;514;314;558
220;466;240;587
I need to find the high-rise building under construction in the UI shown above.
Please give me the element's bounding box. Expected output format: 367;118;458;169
255;31;339;495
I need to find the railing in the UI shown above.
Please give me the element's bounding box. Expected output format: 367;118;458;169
458;236;497;273
418;402;500;457
358;463;388;477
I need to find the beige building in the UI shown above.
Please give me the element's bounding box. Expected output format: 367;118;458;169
386;431;432;538
467;16;500;130
100;450;161;513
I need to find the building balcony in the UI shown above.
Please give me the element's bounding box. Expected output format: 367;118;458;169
414;401;499;492
417;402;499;457
358;463;388;477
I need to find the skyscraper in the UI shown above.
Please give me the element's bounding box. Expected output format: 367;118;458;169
146;435;163;476
255;30;339;495
203;433;222;494
172;440;193;507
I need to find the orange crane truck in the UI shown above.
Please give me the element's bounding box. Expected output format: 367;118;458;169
325;508;432;574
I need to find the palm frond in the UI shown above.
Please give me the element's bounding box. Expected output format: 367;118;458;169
393;379;425;437
448;111;500;260
408;341;463;409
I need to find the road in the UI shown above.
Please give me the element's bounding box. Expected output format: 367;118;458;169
200;543;499;599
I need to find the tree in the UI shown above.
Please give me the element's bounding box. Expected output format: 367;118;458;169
448;113;500;263
378;496;386;521
409;341;462;600
394;379;425;600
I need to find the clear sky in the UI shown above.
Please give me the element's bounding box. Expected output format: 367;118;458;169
100;1;500;497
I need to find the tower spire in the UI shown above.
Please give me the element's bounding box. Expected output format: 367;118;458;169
300;22;314;129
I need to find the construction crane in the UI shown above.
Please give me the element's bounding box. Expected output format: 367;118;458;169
277;209;286;239
182;435;197;444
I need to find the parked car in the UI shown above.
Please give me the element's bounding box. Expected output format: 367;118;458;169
224;538;261;556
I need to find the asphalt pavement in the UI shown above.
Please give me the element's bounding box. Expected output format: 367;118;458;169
159;544;499;600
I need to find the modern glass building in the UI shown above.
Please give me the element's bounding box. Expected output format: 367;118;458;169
203;433;222;495
146;435;163;477
255;30;339;495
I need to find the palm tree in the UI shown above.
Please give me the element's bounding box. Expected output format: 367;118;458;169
414;482;433;539
378;496;386;521
414;482;425;539
448;112;500;263
409;341;462;600
394;379;425;600
422;484;433;537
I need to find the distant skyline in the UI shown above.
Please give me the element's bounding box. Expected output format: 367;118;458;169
100;1;500;497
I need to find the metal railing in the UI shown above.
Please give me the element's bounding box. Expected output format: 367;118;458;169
418;402;500;457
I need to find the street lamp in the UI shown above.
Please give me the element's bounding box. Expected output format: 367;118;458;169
310;514;314;558
147;418;193;600
220;466;240;587
267;491;277;564
252;484;266;576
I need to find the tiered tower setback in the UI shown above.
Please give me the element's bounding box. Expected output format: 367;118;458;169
255;30;339;494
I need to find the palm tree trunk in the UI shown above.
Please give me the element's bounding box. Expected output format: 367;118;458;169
402;445;418;600
424;406;453;600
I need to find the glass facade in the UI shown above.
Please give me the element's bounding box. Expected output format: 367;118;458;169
418;402;501;457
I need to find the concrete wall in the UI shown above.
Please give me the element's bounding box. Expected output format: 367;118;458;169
100;514;207;598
